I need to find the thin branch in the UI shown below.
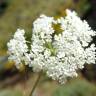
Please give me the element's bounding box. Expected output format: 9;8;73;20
29;71;42;96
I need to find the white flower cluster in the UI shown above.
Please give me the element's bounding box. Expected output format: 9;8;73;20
7;9;96;84
7;29;29;68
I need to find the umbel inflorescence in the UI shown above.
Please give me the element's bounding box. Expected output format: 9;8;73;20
7;9;96;84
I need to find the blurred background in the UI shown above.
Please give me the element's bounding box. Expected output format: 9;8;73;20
0;0;96;96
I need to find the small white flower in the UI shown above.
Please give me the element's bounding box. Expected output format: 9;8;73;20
7;29;30;68
7;9;96;84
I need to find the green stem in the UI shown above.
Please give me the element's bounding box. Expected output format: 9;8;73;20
29;71;42;96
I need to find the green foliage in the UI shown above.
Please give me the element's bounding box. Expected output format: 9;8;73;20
52;23;63;35
0;89;23;96
44;42;57;56
53;78;96;96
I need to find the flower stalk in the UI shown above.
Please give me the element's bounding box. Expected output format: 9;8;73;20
29;71;42;96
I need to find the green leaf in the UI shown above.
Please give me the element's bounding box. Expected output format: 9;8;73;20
53;78;96;96
0;90;23;96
